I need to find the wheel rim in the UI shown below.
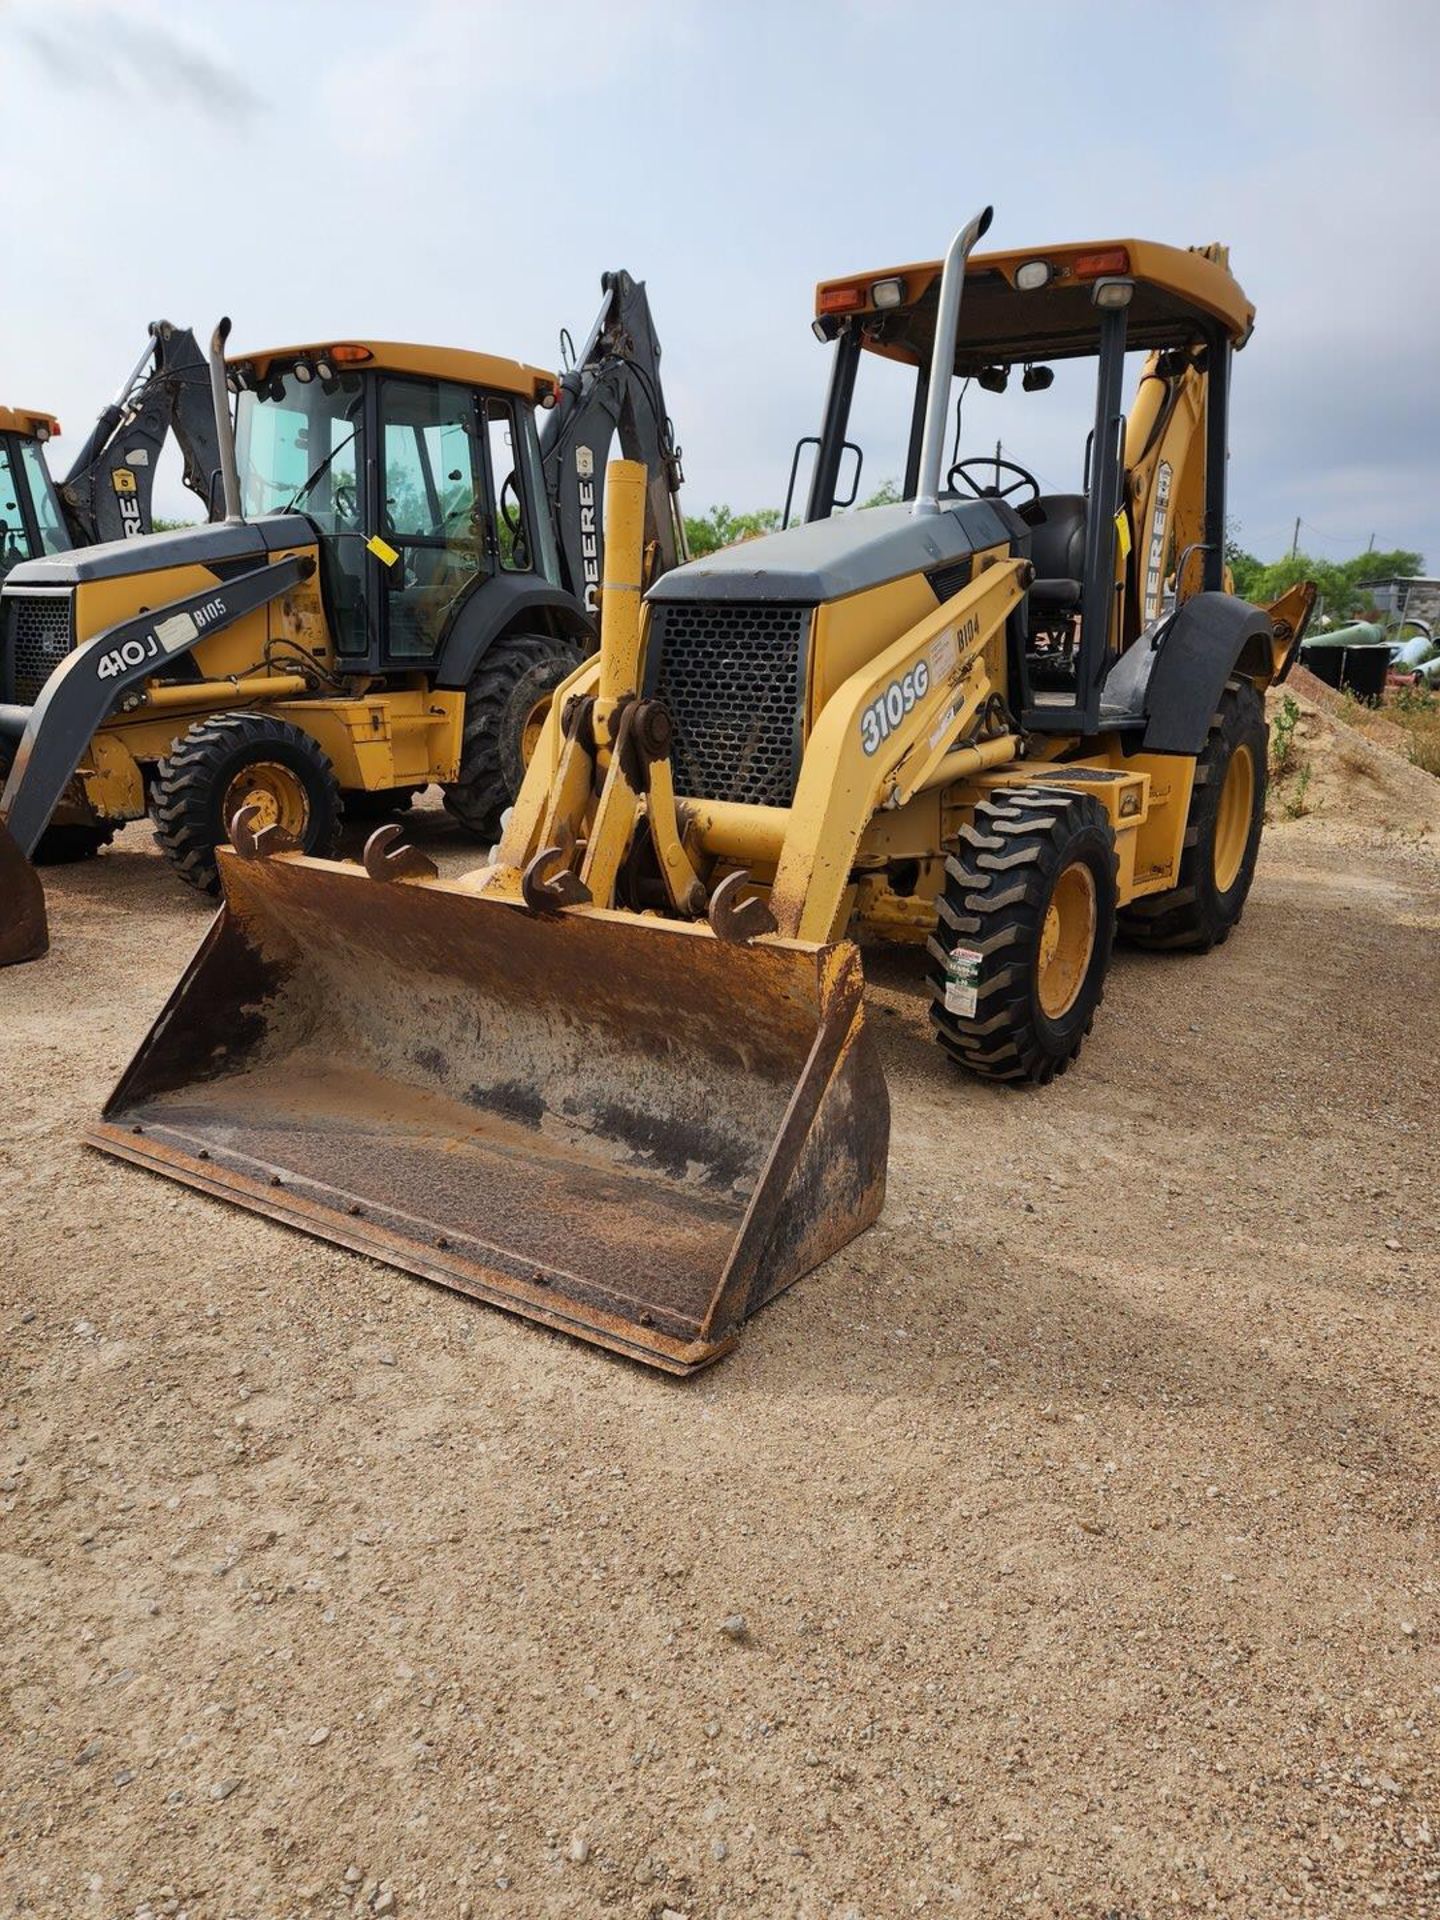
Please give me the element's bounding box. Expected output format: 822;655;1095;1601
1212;743;1255;893
519;692;553;769
221;761;310;841
1037;861;1097;1020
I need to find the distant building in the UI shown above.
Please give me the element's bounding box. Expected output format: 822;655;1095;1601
1353;576;1440;627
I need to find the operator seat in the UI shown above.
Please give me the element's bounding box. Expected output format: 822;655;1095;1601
1020;494;1087;615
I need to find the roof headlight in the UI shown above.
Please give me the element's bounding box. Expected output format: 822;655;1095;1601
1015;259;1052;292
1091;277;1135;310
870;276;904;310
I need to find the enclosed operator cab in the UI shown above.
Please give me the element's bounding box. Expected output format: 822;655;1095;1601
229;340;565;673
0;408;70;584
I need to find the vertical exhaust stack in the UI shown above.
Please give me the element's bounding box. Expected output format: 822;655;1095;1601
208;318;245;524
87;462;890;1372
912;205;994;517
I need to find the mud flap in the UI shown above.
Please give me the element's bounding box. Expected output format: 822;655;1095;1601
0;818;47;966
85;850;889;1373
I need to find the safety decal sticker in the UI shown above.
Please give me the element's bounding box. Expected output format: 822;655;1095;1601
928;628;959;682
927;702;958;752
943;946;983;1018
1144;460;1172;620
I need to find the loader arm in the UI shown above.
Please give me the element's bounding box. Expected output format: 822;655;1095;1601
0;555;308;858
538;270;686;610
769;561;1027;942
59;324;222;546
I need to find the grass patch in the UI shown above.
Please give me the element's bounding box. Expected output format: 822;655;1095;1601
1386;685;1440;779
1267;694;1315;819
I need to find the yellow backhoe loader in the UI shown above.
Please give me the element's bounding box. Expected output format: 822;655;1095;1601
89;211;1313;1373
0;323;222;587
0;273;682;962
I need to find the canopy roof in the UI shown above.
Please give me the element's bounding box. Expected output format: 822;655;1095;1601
0;406;61;439
230;340;555;404
815;238;1254;376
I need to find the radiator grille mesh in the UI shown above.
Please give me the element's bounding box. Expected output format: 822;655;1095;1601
649;601;811;807
5;592;73;703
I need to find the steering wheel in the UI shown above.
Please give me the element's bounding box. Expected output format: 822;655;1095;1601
946;456;1040;507
333;480;357;523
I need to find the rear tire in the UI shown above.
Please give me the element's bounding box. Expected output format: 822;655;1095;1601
0;737;118;864
1119;678;1267;952
151;711;342;896
442;631;584;840
927;787;1118;1086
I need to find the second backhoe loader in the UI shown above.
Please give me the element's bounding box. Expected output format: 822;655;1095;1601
0;322;220;588
0;272;683;962
90;210;1312;1373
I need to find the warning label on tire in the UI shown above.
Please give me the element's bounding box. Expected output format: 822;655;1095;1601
943;946;982;1018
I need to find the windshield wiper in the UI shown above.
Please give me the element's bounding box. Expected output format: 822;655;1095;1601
284;426;358;513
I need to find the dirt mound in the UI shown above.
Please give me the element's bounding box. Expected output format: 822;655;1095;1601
1267;675;1440;855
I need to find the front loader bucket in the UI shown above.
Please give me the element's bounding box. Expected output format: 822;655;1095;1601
86;852;889;1373
0;819;47;966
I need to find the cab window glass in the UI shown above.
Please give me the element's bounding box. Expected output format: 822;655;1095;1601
18;439;69;554
382;384;480;540
235;369;367;653
484;396;531;572
0;440;35;568
235;371;364;534
380;378;486;661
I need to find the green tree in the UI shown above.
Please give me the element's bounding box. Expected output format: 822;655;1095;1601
684;504;781;556
859;477;901;509
1226;528;1424;623
1224;535;1263;600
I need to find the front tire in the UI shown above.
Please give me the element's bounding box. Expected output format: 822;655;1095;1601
151;711;342;895
927;787;1118;1086
442;631;584;840
1119;678;1267;952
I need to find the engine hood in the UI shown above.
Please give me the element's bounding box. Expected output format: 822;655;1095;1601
650;499;1023;606
2;514;316;590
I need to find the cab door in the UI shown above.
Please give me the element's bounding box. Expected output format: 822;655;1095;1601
375;377;491;665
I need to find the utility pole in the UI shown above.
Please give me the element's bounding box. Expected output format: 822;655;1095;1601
1290;516;1300;557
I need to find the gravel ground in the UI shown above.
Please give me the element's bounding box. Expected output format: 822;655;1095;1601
3;716;1438;1919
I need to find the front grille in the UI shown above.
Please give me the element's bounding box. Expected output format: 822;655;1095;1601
649;601;811;807
4;591;74;703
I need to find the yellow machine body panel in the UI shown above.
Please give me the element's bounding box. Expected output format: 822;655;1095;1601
270;690;465;790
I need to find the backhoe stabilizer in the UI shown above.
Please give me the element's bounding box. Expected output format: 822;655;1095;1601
0;818;47;966
85;850;888;1372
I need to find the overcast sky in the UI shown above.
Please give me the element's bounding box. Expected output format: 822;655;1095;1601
2;0;1434;568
